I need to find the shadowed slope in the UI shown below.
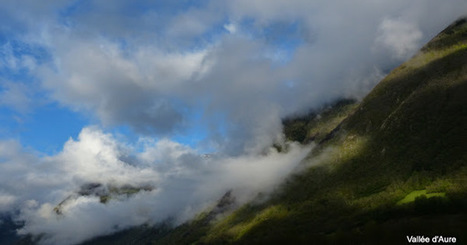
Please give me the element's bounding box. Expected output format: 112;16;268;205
71;17;467;245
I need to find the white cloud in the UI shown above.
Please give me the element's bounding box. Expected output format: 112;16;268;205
224;23;237;34
0;43;40;113
0;81;34;113
37;35;210;135
0;127;310;244
1;1;467;243
2;0;463;154
0;192;16;213
375;18;423;60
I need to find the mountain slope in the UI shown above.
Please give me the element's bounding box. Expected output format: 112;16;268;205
77;17;467;245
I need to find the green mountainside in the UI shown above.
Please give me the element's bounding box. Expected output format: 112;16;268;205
79;17;467;245
17;17;466;245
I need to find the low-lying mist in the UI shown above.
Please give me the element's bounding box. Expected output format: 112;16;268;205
0;128;311;244
1;1;467;244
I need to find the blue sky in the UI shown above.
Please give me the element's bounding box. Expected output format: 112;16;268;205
0;38;86;154
1;1;466;244
0;1;307;155
0;1;465;157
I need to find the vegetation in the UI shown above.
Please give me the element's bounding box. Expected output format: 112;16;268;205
396;190;446;205
76;17;467;245
282;99;358;144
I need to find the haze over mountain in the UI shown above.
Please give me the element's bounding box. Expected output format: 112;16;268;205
79;17;467;245
0;1;466;245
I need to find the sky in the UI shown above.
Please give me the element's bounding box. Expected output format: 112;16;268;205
0;1;466;244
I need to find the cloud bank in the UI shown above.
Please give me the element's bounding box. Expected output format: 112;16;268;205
1;0;466;244
0;128;310;244
22;0;465;154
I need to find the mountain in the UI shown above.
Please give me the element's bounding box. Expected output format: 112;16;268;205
16;17;467;245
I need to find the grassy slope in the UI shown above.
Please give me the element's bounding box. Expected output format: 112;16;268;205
79;18;467;245
154;18;467;245
282;99;359;144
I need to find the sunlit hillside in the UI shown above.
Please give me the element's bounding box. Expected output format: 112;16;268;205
74;17;467;245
